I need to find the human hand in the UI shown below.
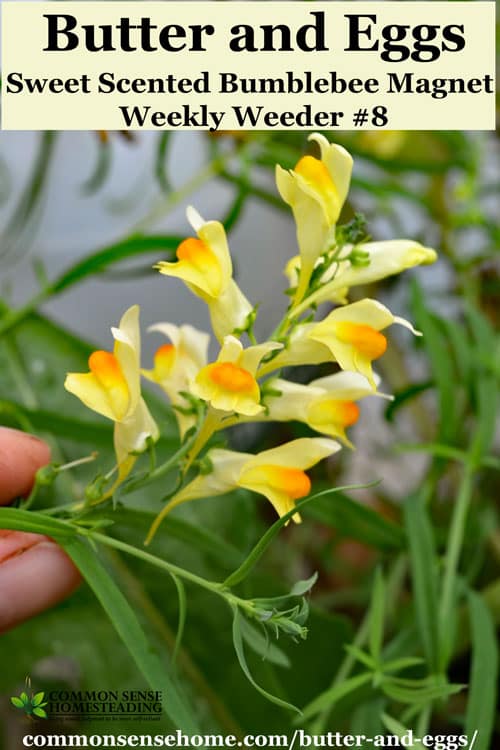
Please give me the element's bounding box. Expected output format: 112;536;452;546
0;427;80;633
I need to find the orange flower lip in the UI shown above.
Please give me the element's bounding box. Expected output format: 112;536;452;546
245;464;311;500
294;155;334;191
89;350;127;389
207;362;256;393
176;237;215;267
154;343;176;379
334;321;387;360
334;400;360;427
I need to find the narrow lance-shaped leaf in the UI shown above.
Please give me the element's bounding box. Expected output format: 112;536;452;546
61;536;199;733
403;493;439;672
231;607;299;713
465;591;498;750
369;568;385;665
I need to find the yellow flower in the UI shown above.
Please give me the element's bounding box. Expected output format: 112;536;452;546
191;335;281;416
288;240;437;315
146;437;340;542
263;371;387;447
142;323;209;438
308;299;420;388
65;305;159;489
155;206;252;342
276;133;352;302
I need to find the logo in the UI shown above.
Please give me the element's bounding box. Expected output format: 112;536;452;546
11;678;48;719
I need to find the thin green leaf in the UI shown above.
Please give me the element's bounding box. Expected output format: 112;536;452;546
465;591;498;750
232;608;299;713
344;645;376;670
411;281;457;442
51;235;181;294
465;301;495;351
470;375;498;467
381;680;464;705
383;657;424;673
239;617;291;669
61;536;198;732
221;177;249;233
404;495;439;672
20;692;29;704
290;572;318;597
301;672;372;720
10;697;24;708
224;482;379;588
170;573;187;665
369;568;385;664
0;508;76;538
82;138;111;195
436;317;471;385
385;381;433;423
32;692;45;707
155;132;172;193
381;714;414;745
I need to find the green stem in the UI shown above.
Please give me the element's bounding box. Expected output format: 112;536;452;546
131;148;242;234
182;408;221;474
85;529;254;616
102;545;244;738
122;418;203;495
438;463;474;666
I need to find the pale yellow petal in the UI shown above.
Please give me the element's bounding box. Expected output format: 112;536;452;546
112;305;141;414
64;372;117;422
310;370;376;400
114;397;159;467
156;236;223;299
325;299;395;331
208;279;253;342
240;341;283;376
265;323;333;372
308;133;353;213
217;335;244;364
264;379;320;422
312;240;437;306
244;437;340;472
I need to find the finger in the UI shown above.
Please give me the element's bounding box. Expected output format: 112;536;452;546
0;533;81;633
0;427;51;504
0;428;81;631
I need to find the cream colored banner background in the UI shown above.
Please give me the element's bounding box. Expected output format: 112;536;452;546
1;2;496;130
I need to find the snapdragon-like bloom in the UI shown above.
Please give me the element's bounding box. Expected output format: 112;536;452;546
286;240;437;312
192;335;282;416
65;306;159;488
276;133;352;302
263;371;387;447
155;207;252;342
146;437;340;542
142;323;209;438
308;299;421;388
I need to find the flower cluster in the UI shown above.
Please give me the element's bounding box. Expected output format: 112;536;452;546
65;133;437;543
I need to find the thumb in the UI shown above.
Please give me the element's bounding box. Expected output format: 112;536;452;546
0;427;51;504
